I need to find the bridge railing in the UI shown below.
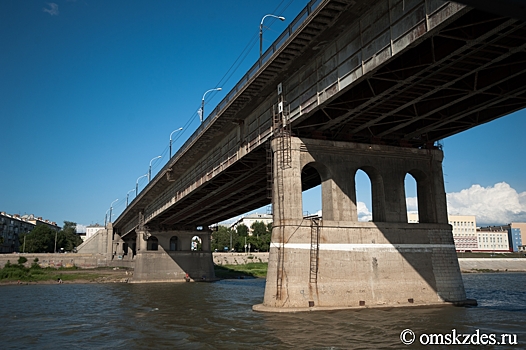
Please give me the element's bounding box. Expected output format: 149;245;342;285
118;0;327;233
167;0;325;165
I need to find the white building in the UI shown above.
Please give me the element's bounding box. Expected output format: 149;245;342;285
230;213;272;235
408;213;477;251
84;224;105;241
476;226;511;252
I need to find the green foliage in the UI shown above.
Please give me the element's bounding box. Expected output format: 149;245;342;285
0;262;83;282
18;221;83;253
236;224;249;237
248;221;271;252
211;220;273;252
214;262;268;279
17;257;28;265
211;226;237;252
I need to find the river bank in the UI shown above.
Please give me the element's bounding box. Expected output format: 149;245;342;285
2;253;525;286
0;267;132;286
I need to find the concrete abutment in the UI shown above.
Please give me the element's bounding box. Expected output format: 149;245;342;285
131;229;215;283
254;137;469;312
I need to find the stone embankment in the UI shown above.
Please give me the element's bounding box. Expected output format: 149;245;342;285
0;253;133;269
2;253;524;272
212;252;269;265
458;258;526;272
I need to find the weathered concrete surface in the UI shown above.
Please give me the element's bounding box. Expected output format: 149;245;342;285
459;258;526;272
76;228;109;254
213;252;269;265
131;230;215;283
256;137;468;312
0;253;133;269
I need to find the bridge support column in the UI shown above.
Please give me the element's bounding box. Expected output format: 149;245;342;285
254;137;469;312
131;229;215;283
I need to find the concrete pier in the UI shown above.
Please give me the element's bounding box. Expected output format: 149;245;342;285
131;229;215;283
254;137;469;311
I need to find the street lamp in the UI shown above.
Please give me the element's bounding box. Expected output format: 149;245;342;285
105;208;111;226
126;188;136;207
200;88;222;123
109;199;119;223
136;174;148;195
148;155;162;182
170;127;183;158
260;14;285;57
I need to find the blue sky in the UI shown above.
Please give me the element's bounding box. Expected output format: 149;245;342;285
1;1;525;231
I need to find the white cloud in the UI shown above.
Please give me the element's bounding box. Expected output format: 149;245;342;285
447;182;526;226
357;201;372;222
43;3;59;16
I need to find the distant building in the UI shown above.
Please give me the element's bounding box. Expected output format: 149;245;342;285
449;215;478;252
476;226;511;252
23;214;60;231
0;212;33;253
85;224;105;241
509;222;525;252
0;212;60;253
230;213;273;235
408;213;477;252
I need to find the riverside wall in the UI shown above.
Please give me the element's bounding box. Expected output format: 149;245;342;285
0;253;134;269
1;253;524;272
458;258;526;272
212;252;269;265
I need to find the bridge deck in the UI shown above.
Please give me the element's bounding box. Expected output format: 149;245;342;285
114;0;526;236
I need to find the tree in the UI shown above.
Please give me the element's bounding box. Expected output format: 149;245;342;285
18;221;83;253
235;224;249;252
251;221;272;252
56;221;82;251
211;226;237;252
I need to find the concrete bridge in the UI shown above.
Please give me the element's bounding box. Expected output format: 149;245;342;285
99;0;525;310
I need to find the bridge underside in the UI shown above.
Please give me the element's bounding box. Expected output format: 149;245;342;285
110;1;524;309
115;3;526;236
293;8;526;146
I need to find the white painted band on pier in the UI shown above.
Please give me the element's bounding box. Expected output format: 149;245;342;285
270;243;456;252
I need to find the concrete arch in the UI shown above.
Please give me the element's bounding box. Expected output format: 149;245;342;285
169;236;178;251
407;168;435;223
147;236;158;251
191;235;202;251
301;162;325;217
356;166;386;222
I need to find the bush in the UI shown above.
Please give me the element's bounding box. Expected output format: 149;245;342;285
18;257;28;265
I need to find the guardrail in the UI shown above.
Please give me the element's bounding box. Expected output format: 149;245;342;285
167;0;325;165
117;0;327;232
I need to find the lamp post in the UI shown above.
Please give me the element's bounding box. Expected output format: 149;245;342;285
148;156;162;182
170;127;183;158
136;174;148;196
109;199;119;223
200;88;222;123
260;14;285;57
105;208;111;226
126;188;136;207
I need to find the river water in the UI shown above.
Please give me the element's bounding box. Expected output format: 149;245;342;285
1;273;525;349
